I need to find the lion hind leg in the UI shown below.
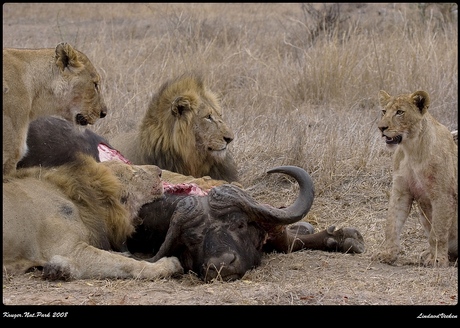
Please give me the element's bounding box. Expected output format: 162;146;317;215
43;255;73;280
420;223;451;268
420;204;457;267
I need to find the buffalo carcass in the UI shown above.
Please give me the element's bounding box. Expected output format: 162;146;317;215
19;116;365;282
128;166;364;282
17;115;129;169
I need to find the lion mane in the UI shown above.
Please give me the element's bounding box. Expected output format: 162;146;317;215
9;154;134;250
372;90;458;267
111;72;239;183
3;154;182;280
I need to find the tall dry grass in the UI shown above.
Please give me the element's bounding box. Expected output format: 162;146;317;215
2;2;458;255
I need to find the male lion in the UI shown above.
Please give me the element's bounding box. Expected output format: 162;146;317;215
3;154;182;280
3;42;108;176
372;90;458;267
110;72;239;183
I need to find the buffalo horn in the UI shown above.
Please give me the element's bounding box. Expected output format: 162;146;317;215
207;166;314;225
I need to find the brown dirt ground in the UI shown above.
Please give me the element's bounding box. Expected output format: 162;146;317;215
3;251;458;306
2;249;458;323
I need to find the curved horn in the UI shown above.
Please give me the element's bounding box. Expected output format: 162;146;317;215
207;166;314;225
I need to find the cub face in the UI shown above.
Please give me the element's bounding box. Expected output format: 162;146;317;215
377;90;430;149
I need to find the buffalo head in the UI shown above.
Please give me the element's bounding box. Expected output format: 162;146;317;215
128;166;364;282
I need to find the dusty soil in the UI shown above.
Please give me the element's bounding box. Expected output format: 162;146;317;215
3;249;458;311
3;250;458;305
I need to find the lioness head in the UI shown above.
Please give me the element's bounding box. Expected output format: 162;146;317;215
139;73;237;181
377;90;430;148
54;42;108;125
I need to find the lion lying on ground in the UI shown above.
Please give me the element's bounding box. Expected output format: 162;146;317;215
2;42;108;176
3;154;182;280
110;72;239;183
372;90;458;267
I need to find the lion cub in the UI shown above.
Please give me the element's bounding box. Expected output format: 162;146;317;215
373;90;457;267
2;42;107;176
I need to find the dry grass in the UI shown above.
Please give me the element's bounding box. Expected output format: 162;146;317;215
2;3;458;315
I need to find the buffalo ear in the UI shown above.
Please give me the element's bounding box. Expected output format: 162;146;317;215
55;42;82;72
410;90;430;115
378;90;391;107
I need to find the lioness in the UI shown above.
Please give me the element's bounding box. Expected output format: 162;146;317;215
372;90;458;267
3;42;108;176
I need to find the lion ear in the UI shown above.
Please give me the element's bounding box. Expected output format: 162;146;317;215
410;90;430;115
378;90;391;107
55;42;82;72
171;96;192;117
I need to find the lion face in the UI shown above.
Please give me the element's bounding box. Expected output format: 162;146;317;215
102;161;164;218
377;90;430;149
2;43;108;176
191;97;234;161
128;73;238;182
54;43;108;125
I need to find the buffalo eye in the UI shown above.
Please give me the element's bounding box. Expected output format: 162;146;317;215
229;218;246;231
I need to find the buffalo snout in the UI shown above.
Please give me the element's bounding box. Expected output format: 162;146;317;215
202;252;243;282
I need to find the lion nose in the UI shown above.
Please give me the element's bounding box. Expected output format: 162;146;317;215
378;125;387;133
224;136;233;144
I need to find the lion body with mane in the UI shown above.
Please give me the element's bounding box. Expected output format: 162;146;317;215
3;154;182;280
372;90;458;267
2;43;107;176
110;73;239;183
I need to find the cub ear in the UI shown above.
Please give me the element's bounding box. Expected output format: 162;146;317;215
55;42;82;72
410;90;430;115
378;90;391;107
171;96;192;117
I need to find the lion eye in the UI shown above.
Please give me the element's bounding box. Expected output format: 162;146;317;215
381;110;386;116
396;110;404;116
94;82;99;92
205;114;212;121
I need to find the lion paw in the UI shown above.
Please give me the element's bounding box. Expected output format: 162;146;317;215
420;250;449;267
156;256;184;276
372;247;399;264
43;255;73;281
325;226;365;253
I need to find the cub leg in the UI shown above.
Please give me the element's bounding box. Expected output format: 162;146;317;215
419;200;454;267
373;184;413;264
